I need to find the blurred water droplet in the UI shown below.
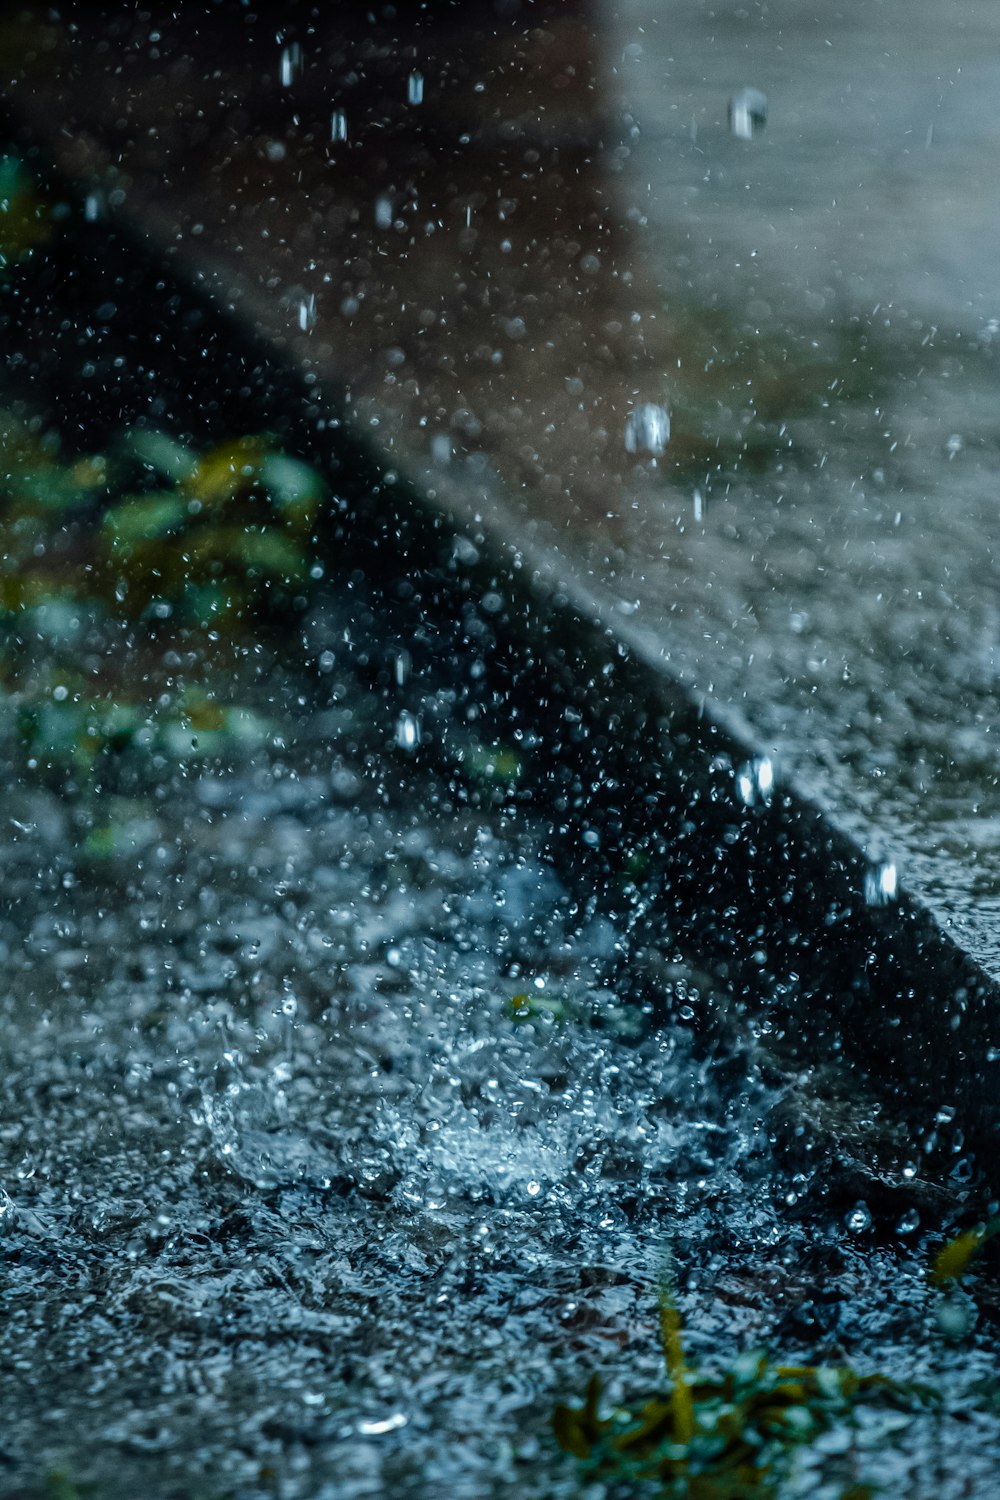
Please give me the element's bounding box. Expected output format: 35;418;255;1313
407;71;424;106
395;711;421;751
280;42;302;88
298;293;317;333
936;1291;977;1340
375;195;394;230
624;403;671;456
693;487;705;522
896;1208;921;1235
358;1412;408;1436
729;87;768;140
331;109;348;143
846;1202;872;1233
864;862;898;906
736;756;774;808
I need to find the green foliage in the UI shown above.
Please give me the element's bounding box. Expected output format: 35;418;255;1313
0;153;52;269
0;412;325;625
0;407;325;774
553;1293;938;1498
44;1473;98;1500
930;1216;1000;1287
554;1356;935;1497
506;991;568;1023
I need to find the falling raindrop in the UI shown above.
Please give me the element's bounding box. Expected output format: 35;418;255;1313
431;433;452;466
395;710;421;751
298;294;317;333
280;42;302;88
358;1412;408;1437
896;1208;921;1235
864;862;898;906
407;70;424;106
693;488;705;522
624;403;671;457
331;109;348;143
845;1202;872;1234
728;87;768;140
375;195;394;230
736;757;774;808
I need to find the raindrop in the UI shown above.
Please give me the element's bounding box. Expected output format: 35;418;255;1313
331;109;348;143
298;294;317;333
936;1292;977;1340
845;1202;872;1234
358;1412;408;1436
693;488;705;522
896;1208;920;1235
84;192;102;222
728;87;768;140
407;71;424;106
431;433;452;466
280;42;302;88
736;757;774;808
864;862;898;906
395;711;421;751
624;402;671;457
375;195;394;230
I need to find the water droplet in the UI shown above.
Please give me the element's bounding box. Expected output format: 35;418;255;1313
375;195;394;230
693;488;705;522
896;1208;921;1235
864;862;897;906
298;293;317;333
407;71;424;106
845;1202;872;1233
736;757;774;808
624;403;671;457
431;433;452;466
280;42;302;88
729;88;768;140
395;711;421;751
358;1412;408;1436
936;1291;977;1340
331;109;348;143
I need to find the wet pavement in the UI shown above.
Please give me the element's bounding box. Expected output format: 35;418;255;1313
2;610;999;1499
4;6;1000;1496
7;1;1000;981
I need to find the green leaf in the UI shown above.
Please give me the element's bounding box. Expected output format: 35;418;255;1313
102;494;188;544
123;427;198;483
931;1218;1000;1286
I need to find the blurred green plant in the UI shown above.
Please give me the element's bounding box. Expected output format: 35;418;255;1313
553;1278;937;1498
0;153;53;269
930;1215;1000;1288
0;407;326;773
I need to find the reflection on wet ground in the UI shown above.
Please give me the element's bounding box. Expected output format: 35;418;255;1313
8;1;1000;972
